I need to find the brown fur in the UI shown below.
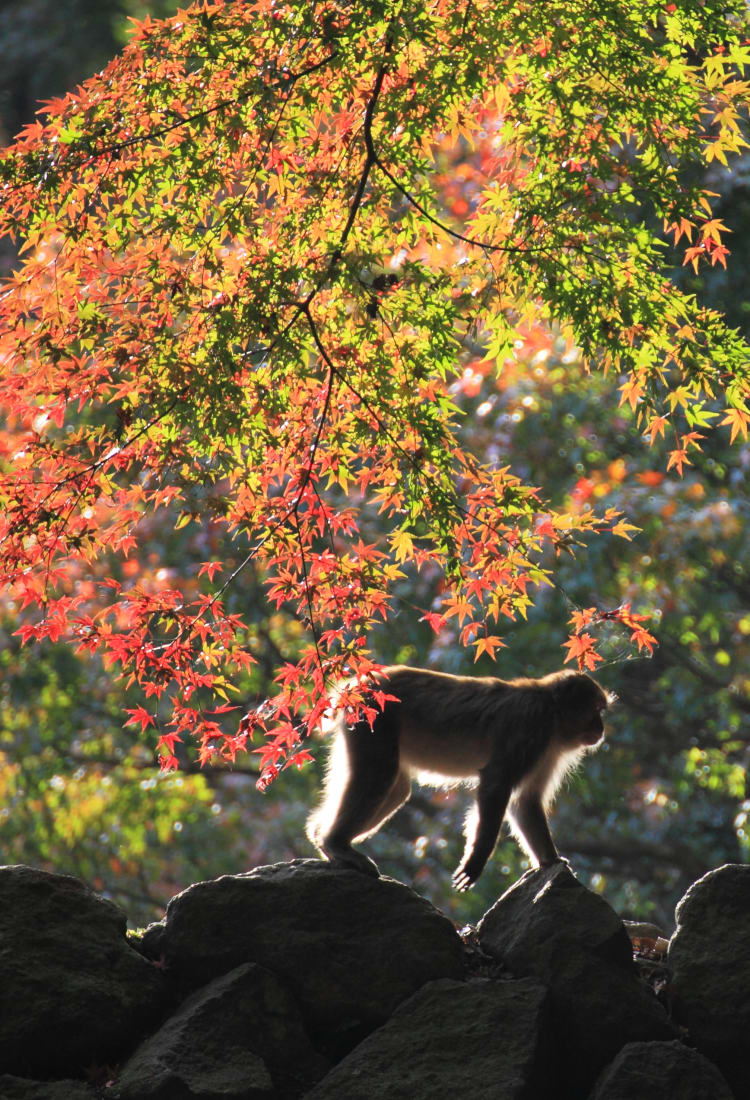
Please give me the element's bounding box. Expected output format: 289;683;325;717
308;665;610;889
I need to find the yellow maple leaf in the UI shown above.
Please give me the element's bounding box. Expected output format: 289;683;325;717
390;529;414;563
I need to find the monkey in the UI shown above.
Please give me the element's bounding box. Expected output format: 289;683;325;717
306;665;611;891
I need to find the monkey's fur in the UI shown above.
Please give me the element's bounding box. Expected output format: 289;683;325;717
307;665;610;890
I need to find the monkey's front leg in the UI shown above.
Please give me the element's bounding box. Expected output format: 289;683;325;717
452;776;511;892
507;789;559;867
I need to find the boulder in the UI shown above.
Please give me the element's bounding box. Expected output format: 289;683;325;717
305;977;553;1100
477;863;676;1094
0;1078;94;1099
668;862;750;1098
0;865;166;1077
112;963;329;1099
141;860;465;1057
588;1040;733;1099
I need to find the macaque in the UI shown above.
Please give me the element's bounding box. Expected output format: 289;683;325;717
307;665;610;890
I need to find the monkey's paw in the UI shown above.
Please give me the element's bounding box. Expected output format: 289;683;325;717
330;852;381;878
321;841;381;878
451;864;478;892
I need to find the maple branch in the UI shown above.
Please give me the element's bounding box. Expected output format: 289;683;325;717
172;310;337;643
61;747;261;778
354;50;539;260
256;47;392;368
290;309;338;664
291;509;322;656
323;32;544;263
299;307;337;492
64;52;340;170
328;51;390;270
307;301;547;584
372;154;538;256
0;390;187;597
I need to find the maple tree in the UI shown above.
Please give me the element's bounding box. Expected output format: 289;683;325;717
1;0;749;785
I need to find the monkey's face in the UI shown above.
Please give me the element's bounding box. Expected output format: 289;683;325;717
579;684;615;746
578;703;607;746
554;673;610;747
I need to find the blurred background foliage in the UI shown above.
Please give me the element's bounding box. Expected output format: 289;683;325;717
0;0;747;929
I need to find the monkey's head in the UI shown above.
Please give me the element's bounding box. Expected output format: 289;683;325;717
550;671;612;747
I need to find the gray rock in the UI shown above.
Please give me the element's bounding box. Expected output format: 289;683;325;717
0;1077;94;1099
112;963;329;1099
588;1040;734;1099
0;865;166;1077
477;863;677;1094
143;860;465;1056
306;977;553;1100
479;863;634;970
668;862;750;1098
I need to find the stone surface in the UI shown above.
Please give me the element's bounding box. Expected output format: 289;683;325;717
112;963;328;1099
668;862;750;1098
588;1040;734;1100
4;859;746;1100
0;1077;94;1099
142;860;465;1056
0;864;166;1077
478;863;677;1094
479;863;634;970
305;977;553;1100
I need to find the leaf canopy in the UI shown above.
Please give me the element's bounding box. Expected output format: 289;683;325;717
0;0;749;777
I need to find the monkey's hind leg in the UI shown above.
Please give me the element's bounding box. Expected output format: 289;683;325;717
308;719;405;878
352;769;411;841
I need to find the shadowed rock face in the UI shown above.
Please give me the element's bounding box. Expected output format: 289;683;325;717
477;863;678;1095
0;1078;94;1100
0;859;746;1100
140;859;466;1056
588;1040;734;1100
668;862;750;1098
111;963;330;1100
0;864;167;1078
304;977;554;1100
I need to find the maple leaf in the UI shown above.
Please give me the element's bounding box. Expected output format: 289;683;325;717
667;449;690;475
563;633;604;671
124;706;157;734
198;561;223;581
611;520;639;540
390;529;415;564
420;610;447;634
569;607;597;633
720;408;750;443
473;635;505;660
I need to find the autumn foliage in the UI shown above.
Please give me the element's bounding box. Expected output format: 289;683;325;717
0;0;749;780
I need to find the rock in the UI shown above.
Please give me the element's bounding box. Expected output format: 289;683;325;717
305;977;553;1100
0;865;166;1077
668;862;750;1098
141;860;465;1057
112;963;329;1099
0;1077;94;1099
477;863;677;1095
588;1040;734;1099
